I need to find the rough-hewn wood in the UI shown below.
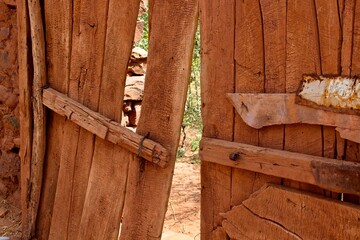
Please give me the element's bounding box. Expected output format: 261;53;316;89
17;0;32;238
344;0;360;204
228;93;360;133
200;137;360;195
42;88;168;167
336;128;360;144
48;0;110;238
199;0;234;239
35;0;72;238
222;184;360;239
27;0;47;237
76;2;144;238
285;0;324;194
232;0;266;210
120;1;198;239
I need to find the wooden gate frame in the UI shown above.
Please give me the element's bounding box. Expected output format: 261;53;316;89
199;0;360;239
18;0;198;239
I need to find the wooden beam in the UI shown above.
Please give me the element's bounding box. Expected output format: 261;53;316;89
42;88;169;168
222;184;360;240
200;137;360;195
17;0;32;238
227;93;360;143
27;0;47;237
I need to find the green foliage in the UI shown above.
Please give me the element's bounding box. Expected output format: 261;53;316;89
190;135;201;152
135;11;149;51
183;24;202;131
176;147;186;158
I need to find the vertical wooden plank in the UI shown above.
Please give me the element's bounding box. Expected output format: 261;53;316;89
120;1;198;239
232;0;283;207
27;0;47;236
198;0;234;239
285;0;323;194
76;1;140;239
35;0;72;238
315;0;342;199
48;0;110;239
344;0;360;204
17;0;32;238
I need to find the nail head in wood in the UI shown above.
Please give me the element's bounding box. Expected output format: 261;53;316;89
229;152;240;161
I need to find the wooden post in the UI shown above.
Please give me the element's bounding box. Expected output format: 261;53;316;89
120;1;198;239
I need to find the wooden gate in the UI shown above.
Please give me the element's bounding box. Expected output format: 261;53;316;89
200;0;360;239
18;0;198;239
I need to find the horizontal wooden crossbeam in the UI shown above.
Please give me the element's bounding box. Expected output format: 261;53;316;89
42;88;169;168
200;137;360;195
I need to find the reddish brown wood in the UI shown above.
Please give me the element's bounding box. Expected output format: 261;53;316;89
120;1;198;239
199;1;234;239
17;0;32;238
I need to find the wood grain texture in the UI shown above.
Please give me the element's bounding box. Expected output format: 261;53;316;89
232;0;268;209
76;1;140;238
222;184;360;239
48;0;109;238
27;0;47;237
285;0;324;194
17;0;32;238
200;137;360;195
199;0;234;239
344;0;360;204
35;0;72;238
42;88;168;167
120;1;198;239
227;93;360;131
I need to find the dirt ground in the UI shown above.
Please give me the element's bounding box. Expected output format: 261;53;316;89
162;160;201;240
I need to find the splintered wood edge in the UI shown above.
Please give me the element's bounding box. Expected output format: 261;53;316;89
200;137;360;195
42;88;169;168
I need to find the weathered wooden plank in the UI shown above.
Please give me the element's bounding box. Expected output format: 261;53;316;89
222;184;360;239
76;1;140;238
27;0;47;237
17;0;32;238
35;0;72;238
120;1;198;239
200;137;360;195
48;0;109;238
199;0;234;239
227;93;360;133
285;0;324;194
232;0;266;210
42;88;168;167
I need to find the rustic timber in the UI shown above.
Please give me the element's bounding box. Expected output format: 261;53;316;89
200;137;360;195
35;0;73;237
199;0;234;239
222;184;360;239
296;75;360;115
42;88;169;168
76;1;140;238
227;93;360;143
17;0;32;238
120;1;198;239
336;128;360;144
27;0;47;237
